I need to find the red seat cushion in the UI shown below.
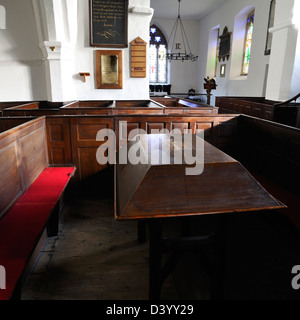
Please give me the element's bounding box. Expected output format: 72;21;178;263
18;167;75;204
0;204;53;300
0;166;75;300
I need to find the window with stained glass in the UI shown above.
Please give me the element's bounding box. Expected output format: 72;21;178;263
149;25;168;84
241;12;255;75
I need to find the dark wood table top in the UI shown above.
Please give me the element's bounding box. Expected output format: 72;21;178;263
114;134;285;220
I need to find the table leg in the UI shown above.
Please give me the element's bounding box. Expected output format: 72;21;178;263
211;215;228;300
148;220;163;300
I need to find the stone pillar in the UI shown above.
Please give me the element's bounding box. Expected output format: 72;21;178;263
265;0;298;102
32;0;77;102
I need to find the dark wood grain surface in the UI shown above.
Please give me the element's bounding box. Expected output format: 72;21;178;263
115;134;285;220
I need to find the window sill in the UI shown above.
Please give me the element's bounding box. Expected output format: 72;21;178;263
231;75;248;81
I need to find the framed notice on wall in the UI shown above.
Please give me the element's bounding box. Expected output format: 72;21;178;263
89;0;128;48
96;50;123;89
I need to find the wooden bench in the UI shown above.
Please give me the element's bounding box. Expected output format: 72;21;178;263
0;117;76;300
215;96;300;127
229;115;300;230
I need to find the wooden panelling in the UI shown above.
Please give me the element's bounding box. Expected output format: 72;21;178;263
171;122;190;133
4;102;39;110
114;115;239;151
164;107;184;115
46;117;72;165
215;96;298;127
2;109;60;117
60;108;113;115
0;142;22;214
78;147;106;179
151;97;178;106
49;124;65;141
184;108;218;115
19;126;48;189
131;108;164;115
77;123;109;141
0;117;48;217
195;122;213;138
0;117;33;133
146;122;166;134
70;117;114;181
0;113;240;186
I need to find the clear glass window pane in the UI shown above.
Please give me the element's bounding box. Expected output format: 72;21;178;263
158;45;167;83
149;25;168;84
149;44;157;83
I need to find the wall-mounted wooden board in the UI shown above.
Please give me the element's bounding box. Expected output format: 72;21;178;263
130;37;147;78
89;0;128;48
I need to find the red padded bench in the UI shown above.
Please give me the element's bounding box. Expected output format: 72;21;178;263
0;167;75;300
0;118;76;300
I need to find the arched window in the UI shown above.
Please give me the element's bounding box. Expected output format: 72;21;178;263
149;25;168;84
265;0;276;55
0;5;6;29
241;11;255;75
206;27;219;78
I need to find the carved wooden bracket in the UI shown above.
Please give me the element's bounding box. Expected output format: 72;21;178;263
79;72;90;82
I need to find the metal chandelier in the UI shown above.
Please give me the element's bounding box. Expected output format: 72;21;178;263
166;0;198;62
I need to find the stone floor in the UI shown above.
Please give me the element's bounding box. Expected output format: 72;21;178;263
21;169;300;300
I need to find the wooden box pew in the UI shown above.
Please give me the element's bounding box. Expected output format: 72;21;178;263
0;117;36;133
45;114;239;182
2;102;61;117
113;100;165;115
163;106;219;115
113;107;165;115
150;97;178;107
215;96;300;127
229;115;300;230
59;107;165;116
59;100;165;116
59;100;115;115
46;115;114;182
0;101;32;111
0;117;76;300
60;107;114;115
115;100;163;108
114;114;239;151
162;98;219;115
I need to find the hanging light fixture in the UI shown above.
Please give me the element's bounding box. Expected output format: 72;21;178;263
166;0;198;62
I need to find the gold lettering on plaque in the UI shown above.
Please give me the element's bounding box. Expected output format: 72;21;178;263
92;0;125;39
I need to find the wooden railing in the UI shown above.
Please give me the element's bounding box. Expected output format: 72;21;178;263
274;92;300;107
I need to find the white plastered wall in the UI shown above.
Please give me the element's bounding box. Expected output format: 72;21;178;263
0;0;153;102
0;0;46;101
73;0;153;101
150;17;200;94
196;0;272;105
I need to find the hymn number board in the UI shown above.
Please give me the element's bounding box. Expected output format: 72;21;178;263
90;0;128;47
130;37;147;78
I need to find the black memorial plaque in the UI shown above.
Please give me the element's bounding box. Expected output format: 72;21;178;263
90;0;128;47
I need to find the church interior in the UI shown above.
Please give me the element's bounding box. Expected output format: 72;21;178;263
1;0;300;302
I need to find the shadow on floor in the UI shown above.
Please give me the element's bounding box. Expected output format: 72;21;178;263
22;168;300;300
